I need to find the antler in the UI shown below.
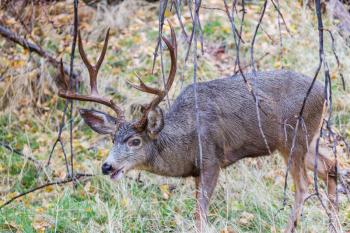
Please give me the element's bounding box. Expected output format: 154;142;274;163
131;22;177;130
58;29;125;122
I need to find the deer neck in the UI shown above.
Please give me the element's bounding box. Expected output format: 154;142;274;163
144;124;196;177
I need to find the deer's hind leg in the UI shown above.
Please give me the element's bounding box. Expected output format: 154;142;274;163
304;135;350;208
280;148;309;233
305;147;337;207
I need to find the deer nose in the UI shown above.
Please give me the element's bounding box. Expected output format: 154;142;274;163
102;163;112;175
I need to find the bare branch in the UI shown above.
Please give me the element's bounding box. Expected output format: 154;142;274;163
0;173;93;210
0;24;78;79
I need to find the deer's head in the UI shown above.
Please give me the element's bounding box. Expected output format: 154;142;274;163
58;24;177;180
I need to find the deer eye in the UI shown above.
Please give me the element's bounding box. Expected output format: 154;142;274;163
127;138;142;147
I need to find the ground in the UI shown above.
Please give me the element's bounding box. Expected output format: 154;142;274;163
0;0;349;232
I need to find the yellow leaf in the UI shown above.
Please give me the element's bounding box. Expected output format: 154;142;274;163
164;9;172;18
238;211;255;226
132;35;142;44
6;192;19;199
289;24;297;34
112;67;121;75
36;207;45;213
97;148;109;159
45;186;54;193
274;61;281;69
220;226;236;233
331;72;337;80
121;197;129;207
159;184;171;200
33;215;51;232
222;26;230;34
10;60;26;69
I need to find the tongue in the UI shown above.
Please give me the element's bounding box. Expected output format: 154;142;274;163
111;169;124;180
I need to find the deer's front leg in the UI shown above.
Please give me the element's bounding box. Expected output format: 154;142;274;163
194;165;220;232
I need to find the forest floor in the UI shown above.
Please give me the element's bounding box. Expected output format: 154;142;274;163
0;0;350;232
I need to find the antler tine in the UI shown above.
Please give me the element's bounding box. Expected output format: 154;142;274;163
148;22;177;109
59;59;69;90
132;22;177;130
161;22;177;93
96;28;110;72
78;30;95;94
58;90;125;119
78;28;110;96
128;74;163;96
58;29;125;122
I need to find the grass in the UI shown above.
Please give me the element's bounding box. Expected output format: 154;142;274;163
0;0;350;232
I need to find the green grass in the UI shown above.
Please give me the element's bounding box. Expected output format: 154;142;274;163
1;149;349;232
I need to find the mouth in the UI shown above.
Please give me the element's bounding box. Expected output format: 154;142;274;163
110;167;125;180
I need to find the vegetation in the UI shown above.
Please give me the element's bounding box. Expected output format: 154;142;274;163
0;0;349;232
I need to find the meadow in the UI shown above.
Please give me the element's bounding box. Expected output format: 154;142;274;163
0;0;349;232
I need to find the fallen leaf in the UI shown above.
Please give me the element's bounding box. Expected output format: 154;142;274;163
159;184;171;200
238;211;255;226
33;215;52;233
220;226;236;233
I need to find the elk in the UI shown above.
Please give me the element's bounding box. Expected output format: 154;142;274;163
57;24;349;233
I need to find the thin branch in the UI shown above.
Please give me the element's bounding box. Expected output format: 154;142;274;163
0;173;93;210
68;0;79;179
46;100;71;177
0;66;9;82
0;24;78;79
249;0;272;154
233;52;270;75
270;0;291;36
324;28;346;91
201;4;226;12
47;0;79;180
173;0;188;41
275;0;284;67
0;141;41;166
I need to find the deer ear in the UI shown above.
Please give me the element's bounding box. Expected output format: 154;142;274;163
146;107;164;139
79;108;117;135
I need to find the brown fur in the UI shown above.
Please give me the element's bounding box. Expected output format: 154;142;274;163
80;70;348;233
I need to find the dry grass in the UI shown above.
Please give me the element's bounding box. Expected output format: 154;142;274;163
0;0;349;232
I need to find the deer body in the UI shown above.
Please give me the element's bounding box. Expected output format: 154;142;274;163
57;26;348;233
141;70;323;178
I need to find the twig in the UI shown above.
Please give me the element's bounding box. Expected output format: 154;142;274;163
0;66;9;82
68;0;79;179
324;28;346;91
46;101;71;177
47;0;79;180
193;0;203;171
173;0;188;41
192;1;205;224
0;141;41;166
0;173;93;210
270;0;291;36
150;0;171;109
0;24;78;79
185;0;195;62
201;4;225;12
233;52;270;75
249;0;272;155
274;0;284;66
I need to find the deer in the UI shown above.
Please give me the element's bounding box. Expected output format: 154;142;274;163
57;24;349;233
